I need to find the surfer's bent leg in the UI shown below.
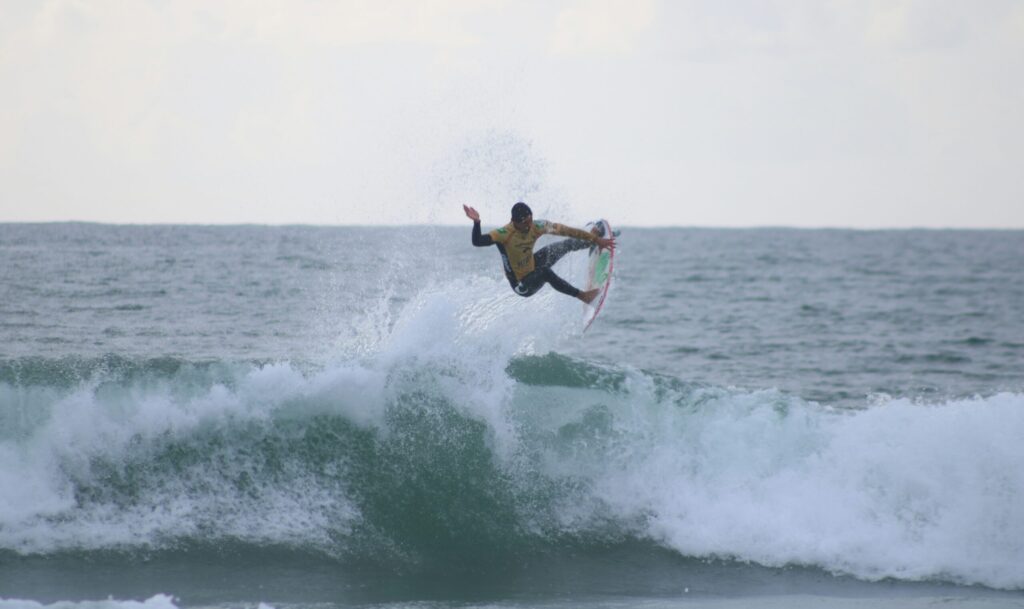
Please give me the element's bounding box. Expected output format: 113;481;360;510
512;270;544;297
534;238;590;271
542;269;580;297
512;267;580;298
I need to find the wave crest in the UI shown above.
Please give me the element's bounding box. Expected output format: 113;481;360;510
2;347;1023;589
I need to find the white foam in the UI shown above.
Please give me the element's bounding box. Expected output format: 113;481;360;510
0;595;178;609
0;360;364;553
546;381;1024;589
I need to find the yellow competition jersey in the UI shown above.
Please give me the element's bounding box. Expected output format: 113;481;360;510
489;220;596;281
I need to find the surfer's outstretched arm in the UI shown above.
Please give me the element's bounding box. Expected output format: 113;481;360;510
464;205;494;246
547;222;616;251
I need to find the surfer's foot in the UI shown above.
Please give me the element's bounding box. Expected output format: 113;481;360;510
578;288;600;304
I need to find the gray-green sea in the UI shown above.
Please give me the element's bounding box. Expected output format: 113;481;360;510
2;223;1023;609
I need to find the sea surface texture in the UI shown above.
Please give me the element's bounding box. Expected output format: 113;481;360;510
1;224;1023;608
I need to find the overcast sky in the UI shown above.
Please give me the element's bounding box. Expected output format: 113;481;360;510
1;1;1022;227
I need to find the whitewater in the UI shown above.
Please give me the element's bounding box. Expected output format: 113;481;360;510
1;223;1023;607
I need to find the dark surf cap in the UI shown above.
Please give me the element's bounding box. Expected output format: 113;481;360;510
511;202;532;222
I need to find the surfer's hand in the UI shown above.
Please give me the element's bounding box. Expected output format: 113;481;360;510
463;205;480;222
596;236;615;251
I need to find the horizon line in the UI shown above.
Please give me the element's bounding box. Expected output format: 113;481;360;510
1;220;1023;231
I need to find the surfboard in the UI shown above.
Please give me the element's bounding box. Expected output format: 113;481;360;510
583;219;615;332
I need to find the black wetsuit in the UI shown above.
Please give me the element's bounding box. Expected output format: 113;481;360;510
471;220;593;297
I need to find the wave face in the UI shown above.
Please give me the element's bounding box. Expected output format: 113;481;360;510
2;289;1024;591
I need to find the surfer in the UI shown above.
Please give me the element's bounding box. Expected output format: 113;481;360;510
463;202;615;304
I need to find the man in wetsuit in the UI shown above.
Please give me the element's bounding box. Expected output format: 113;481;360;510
463;202;616;304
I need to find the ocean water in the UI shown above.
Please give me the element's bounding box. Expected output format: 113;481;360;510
1;223;1023;609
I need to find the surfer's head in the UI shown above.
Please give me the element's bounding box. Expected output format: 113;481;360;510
511;202;532;231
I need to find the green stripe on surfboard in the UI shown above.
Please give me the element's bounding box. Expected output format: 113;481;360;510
593;251;611;286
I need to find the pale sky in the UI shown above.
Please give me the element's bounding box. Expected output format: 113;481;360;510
1;0;1022;228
